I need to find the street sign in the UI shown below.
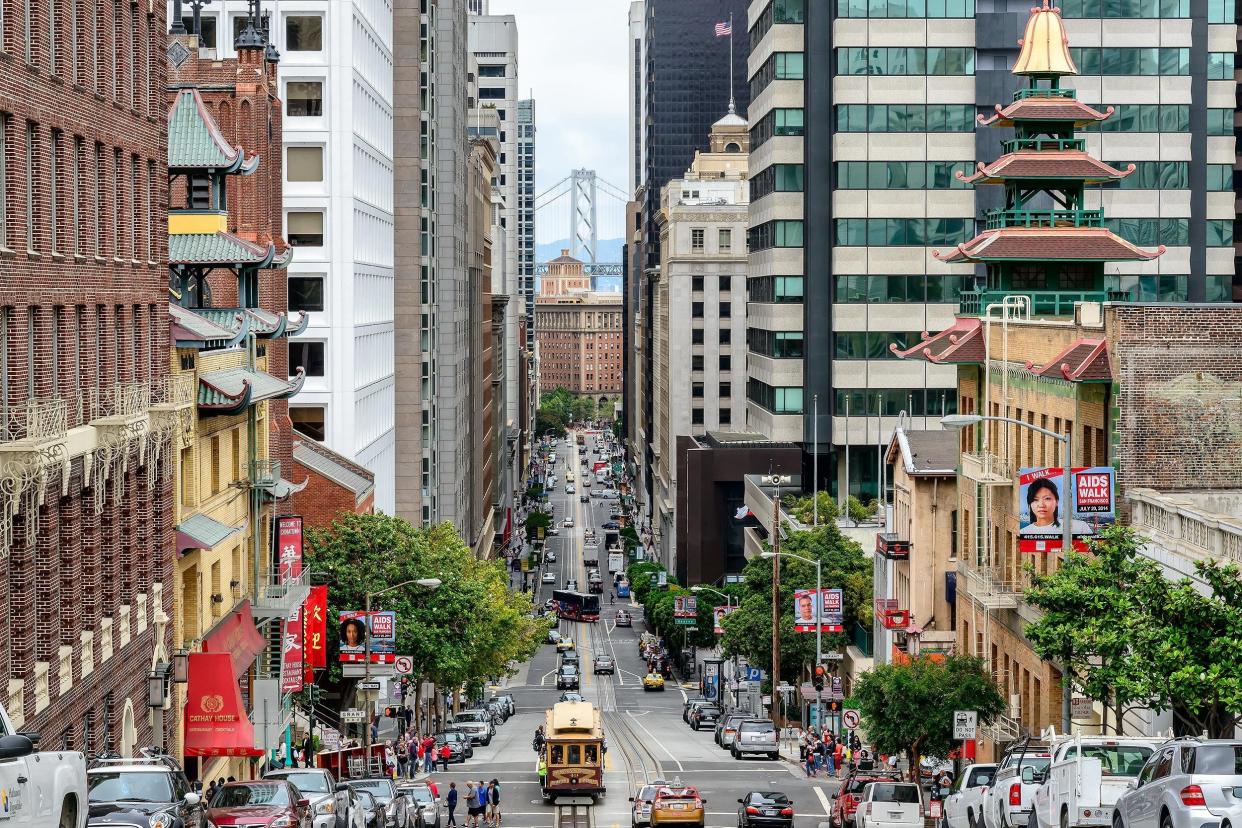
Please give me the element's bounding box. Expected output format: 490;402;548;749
953;710;978;740
358;680;382;691
842;709;861;729
745;667;764;681
823;651;844;661
341;708;366;723
1071;697;1094;720
393;656;414;675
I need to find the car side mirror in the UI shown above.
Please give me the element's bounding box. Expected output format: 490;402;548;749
1127;779;1138;790
0;734;36;760
336;782;352;792
1021;767;1035;784
629;798;635;803
15;731;40;747
183;792;201;807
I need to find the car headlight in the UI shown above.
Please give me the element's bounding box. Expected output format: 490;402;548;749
148;813;177;828
316;799;336;815
272;818;295;828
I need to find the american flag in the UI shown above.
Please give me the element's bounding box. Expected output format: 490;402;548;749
715;20;732;36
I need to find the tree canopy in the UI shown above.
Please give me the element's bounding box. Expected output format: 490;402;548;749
305;513;547;696
853;655;1005;766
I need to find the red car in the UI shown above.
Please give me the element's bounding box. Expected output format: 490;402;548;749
831;769;904;828
207;780;312;828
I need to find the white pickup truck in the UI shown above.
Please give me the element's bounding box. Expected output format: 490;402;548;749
1031;736;1162;828
0;701;88;827
943;763;998;828
982;743;1053;828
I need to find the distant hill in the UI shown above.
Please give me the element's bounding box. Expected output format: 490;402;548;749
536;238;625;293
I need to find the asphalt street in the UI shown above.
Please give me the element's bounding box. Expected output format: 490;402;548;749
421;432;840;828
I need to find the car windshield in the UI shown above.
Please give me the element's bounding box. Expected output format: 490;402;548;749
1189;745;1242;775
699;707;722;716
276;772;330;794
1063;745;1154;777
750;792;791;805
1015;757;1051;774
88;771;176;803
352;780;395;802
659;789;700;801
871;784;920;803
847;777;894;794
210;783;290;808
560;666;578;675
638;785;657;801
456;712;487;722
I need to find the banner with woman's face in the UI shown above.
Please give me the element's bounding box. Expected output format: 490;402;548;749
1018;466;1115;552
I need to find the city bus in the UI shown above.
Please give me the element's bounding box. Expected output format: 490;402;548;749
552;589;600;622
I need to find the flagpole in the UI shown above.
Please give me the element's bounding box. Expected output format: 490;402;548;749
729;13;734;109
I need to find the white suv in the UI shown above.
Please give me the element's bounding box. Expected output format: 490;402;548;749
1114;739;1242;828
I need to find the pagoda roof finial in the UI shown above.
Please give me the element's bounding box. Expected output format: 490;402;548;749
1012;0;1078;77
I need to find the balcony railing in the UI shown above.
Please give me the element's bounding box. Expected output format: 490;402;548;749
252;568;311;619
984;208;1103;230
250;459;281;487
960;289;1132;317
0;396;68;444
958;560;1022;610
1012;87;1077;101
851;621;874;657
1000;137;1086;153
960;450;1013;485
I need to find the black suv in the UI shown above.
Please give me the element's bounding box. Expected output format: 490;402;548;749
87;754;206;828
556;665;580;690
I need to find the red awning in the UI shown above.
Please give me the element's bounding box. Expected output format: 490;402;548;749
184;652;263;757
201;600;266;676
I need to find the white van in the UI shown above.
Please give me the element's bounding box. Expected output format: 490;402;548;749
857;782;923;828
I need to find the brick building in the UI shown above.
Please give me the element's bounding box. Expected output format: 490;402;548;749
0;0;175;752
291;439;376;528
535;251;623;398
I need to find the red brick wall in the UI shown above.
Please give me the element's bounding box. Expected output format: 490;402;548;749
0;0;173;751
1110;305;1242;507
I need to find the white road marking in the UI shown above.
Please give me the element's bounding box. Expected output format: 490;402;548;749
541;669;556;686
626;710;684;771
679;688;689;703
813;784;833;815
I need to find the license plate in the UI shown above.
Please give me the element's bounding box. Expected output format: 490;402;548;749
889;812;903;818
764;810;779;816
672;804;686;810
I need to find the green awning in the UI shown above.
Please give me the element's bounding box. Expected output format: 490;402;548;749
170;232;276;267
168;89;257;173
176;513;244;554
198;367;304;414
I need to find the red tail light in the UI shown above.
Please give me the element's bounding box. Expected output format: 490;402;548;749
1009;783;1022;806
747;807;761;815
781;808;794;816
1180;785;1206;806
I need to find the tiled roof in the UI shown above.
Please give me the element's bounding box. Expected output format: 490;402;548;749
169;232;276;267
194;307;304;339
198;367;305;413
170;303;249;348
933;227;1164;264
1029;338;1112;382
960;152;1133;184
891;317;985;364
979;98;1113;127
168;89;252;171
294;439;376;505
889;428;960;475
176;512;244;554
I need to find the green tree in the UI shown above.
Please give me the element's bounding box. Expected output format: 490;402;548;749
540;388;576;424
783;492;840;525
535;408;567;440
846;495;873;525
853;655;1006;770
571;396;597;423
620;524;641;553
720;523;872;686
524;510;552;540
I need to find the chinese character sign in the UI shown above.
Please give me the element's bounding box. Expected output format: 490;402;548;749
281;605;304;693
276;516;304;583
305;585;328;669
1018;466;1115;552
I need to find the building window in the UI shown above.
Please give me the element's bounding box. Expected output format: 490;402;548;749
749;275;806;303
287;211;324;246
748;328;805;359
834;104;977;133
692;329;704;345
719;275;732;291
836;161;972;190
838;47;976;75
718;229;732;252
691;275;704;292
692;302;704;318
747;379;805;414
286;81;324;117
291;406;326;441
692;355;704;370
720;382;732;398
285;15;323;50
832;330;923;359
833;217;972;247
287;146;324;182
720;328;731;344
288;275;325;312
196;15;218;48
720;409;732;424
692;408;704;425
835;0;975;18
720;302;731;318
289;341;325;376
692;382;704;398
719;354;731;370
25;123;36;251
231;14;251;46
833;388;957;416
747;220;805;251
834;274;964;303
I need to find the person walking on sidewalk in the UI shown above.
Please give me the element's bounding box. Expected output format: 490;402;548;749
415;738;426;776
446;782;459;827
408;736;419;779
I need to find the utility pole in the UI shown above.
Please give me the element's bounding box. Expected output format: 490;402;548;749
762;473;791;720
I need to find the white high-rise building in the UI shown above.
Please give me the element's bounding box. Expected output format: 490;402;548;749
177;0;397;512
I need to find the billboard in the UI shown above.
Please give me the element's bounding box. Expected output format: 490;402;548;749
1018;466;1115;552
673;595;698;618
713;605;737;634
793;588;845;633
338;610;397;662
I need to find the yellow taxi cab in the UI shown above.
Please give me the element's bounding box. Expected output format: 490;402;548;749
556;638;576;652
649;781;706;827
642;672;665;691
567;472;576;482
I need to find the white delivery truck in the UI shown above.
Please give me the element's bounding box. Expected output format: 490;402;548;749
1030;732;1162;828
0;701;88;826
608;550;625;574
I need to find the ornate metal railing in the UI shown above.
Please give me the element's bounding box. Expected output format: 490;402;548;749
984;208;1103;230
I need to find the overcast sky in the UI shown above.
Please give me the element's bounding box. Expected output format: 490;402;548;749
489;0;632;242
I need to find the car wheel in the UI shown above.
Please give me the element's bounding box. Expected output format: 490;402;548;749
1160;813;1173;828
1061;808;1070;828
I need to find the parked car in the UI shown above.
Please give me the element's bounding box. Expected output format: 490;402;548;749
832;769;906;828
1113;738;1242;828
603;521;620;530
650;782;706;828
981;743;1052;828
580;495;590;503
451;711;494;746
943;764;998;828
690;704;722;731
682;698;711;723
738;791;795;828
1032;737;1159;828
856;782;923;828
349;788;385;828
716;714;748;749
593;655;616;674
395;782;441;828
542;571;557;584
88;755;207;828
631;783;662;827
1;699;87;828
436;729;474;760
488;694;516;718
207;780;313;828
264;768;357;828
563;517;575;527
732;719;780;761
547;629;563;644
546;551;557;563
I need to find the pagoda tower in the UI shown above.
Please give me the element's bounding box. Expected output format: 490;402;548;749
934;0;1163;316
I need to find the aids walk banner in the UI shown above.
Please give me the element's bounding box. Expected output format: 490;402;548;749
793;588;845;633
1018;466;1115;553
339;610;398;663
713;605;738;634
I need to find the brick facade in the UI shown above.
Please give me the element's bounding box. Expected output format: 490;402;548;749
0;0;173;751
290;440;376;530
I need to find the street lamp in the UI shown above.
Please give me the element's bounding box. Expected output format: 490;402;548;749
147;663;171;754
759;473;792;721
690;584;735;608
761;550;824;734
363;578;442;767
940;412;1073;733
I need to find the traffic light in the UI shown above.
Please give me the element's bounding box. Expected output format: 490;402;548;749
829;700;840;712
813;665;826;691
